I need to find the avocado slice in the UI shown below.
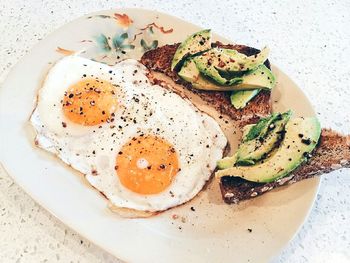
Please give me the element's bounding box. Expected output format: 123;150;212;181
217;153;237;170
216;124;254;170
216;117;321;183
242;124;255;138
244;112;282;142
171;29;211;71
219;47;269;72
178;59;275;91
231;64;275;90
178;59;200;83
193;47;269;73
216;111;291;170
220;48;246;59
193;56;243;85
178;59;244;90
236;111;292;165
230;89;261;109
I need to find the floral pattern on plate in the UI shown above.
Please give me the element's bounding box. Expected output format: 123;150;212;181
57;13;173;65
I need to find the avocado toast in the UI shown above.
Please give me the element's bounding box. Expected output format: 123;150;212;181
141;41;271;124
219;128;350;203
140;29;350;204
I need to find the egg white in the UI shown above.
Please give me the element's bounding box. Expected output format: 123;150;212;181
31;56;227;212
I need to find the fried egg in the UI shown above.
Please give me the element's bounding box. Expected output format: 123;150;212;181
31;55;227;212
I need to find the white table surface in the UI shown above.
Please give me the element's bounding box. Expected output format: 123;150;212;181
0;0;349;262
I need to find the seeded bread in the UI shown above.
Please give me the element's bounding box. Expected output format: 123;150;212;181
140;42;272;123
220;129;350;203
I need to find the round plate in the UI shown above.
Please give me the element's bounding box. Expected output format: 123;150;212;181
0;8;319;263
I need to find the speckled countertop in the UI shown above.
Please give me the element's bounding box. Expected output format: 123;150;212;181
0;0;349;262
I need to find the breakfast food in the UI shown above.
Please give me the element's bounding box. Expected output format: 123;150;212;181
31;55;227;217
141;29;350;205
141;38;272;124
220;128;350;203
217;111;322;182
31;26;349;215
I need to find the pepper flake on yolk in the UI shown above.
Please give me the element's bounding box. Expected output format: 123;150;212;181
62;78;118;126
116;135;180;195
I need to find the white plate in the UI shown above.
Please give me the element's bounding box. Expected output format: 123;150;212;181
0;8;319;263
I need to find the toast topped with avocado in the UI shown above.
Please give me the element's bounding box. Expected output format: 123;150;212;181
215;111;348;203
141;30;272;123
140;29;350;204
218;122;350;203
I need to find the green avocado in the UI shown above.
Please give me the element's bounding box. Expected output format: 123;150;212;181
244;112;282;142
178;59;275;91
220;48;246;59
242;124;255;138
230;64;275;90
217;153;237;170
171;29;211;71
178;59;244;90
192;47;269;73
230;89;261;109
193;56;243;85
178;59;200;83
236;111;292;165
219;47;270;72
216;117;321;183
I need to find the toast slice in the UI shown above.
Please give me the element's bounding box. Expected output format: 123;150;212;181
141;42;272;123
220;129;350;204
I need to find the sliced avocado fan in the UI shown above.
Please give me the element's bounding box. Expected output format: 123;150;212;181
172;29;276;109
216;116;321;183
179;58;275;91
236;111;292;165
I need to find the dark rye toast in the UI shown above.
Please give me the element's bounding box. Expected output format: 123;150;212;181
220;129;350;203
140;41;272;123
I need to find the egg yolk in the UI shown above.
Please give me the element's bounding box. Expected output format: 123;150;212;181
62;78;117;126
116;135;180;195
